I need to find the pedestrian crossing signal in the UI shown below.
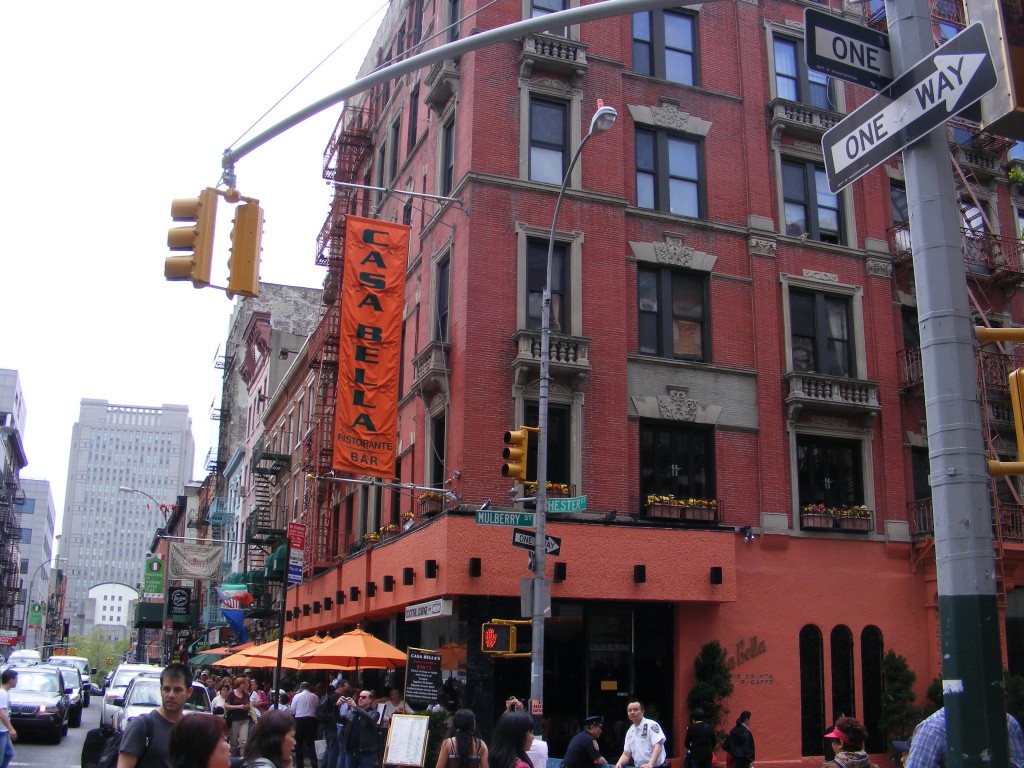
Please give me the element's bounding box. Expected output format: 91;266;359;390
481;623;515;654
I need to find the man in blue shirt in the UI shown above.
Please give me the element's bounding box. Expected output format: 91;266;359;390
906;708;1024;768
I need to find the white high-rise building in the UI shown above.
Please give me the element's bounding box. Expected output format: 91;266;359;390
61;400;194;636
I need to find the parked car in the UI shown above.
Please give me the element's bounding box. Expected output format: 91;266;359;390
100;662;160;731
6;664;72;743
112;674;216;732
56;665;85;727
46;655;95;707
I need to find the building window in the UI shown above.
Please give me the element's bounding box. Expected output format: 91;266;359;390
636;129;703;218
632;9;697;86
408;86;419;154
440;118;456;196
797;435;863;511
531;0;569;36
527;238;567;331
799;624;826;756
429;412;447;487
830;625;855;722
19;528;31;544
639;423;714;504
388;118;401;184
773;36;833;109
637;267;708;361
860;626;885;754
783;160;841;244
529;96;567;185
19;559;28;575
790;289;852;376
891;182;910;251
524;402;571;485
448;0;461;42
434;254;451;342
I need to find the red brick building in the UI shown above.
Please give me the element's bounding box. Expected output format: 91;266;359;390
227;0;1024;763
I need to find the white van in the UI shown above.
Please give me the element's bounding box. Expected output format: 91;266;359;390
6;649;41;665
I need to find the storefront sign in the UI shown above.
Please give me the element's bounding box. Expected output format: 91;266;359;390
288;522;306;585
27;602;44;629
404;648;442;708
143;555;164;599
404;599;453;622
725;635;767;670
168;587;191;617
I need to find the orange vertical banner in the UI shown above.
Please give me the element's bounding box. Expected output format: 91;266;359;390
332;215;409;478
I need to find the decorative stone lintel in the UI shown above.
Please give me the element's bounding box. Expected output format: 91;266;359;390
630;235;717;272
748;236;777;258
866;256;893;279
628;103;712;136
630;387;722;424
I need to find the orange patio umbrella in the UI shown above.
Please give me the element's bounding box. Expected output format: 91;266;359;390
213;638;293;668
294;628;407;671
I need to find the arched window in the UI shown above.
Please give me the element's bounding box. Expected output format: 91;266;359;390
861;626;885;753
831;625;855;722
800;624;825;755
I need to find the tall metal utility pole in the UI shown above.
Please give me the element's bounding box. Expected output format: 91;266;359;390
886;0;1009;763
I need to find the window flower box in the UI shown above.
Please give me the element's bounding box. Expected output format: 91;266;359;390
835;507;873;531
801;506;835;530
525;481;576;498
645;496;718;521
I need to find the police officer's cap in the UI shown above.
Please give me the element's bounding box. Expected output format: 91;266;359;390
584;716;604;728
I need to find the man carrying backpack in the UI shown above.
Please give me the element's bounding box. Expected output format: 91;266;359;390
318;681;345;768
116;663;192;768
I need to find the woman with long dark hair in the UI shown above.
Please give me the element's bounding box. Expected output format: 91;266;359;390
434;709;490;768
169;713;231;768
244;709;296;768
489;710;535;768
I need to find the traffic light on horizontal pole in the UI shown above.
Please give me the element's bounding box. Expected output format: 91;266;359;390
165;188;218;287
227;201;263;298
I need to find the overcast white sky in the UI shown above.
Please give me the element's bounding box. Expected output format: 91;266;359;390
2;3;387;530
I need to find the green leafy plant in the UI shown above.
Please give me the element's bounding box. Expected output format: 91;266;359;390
685;640;734;734
877;650;922;744
1009;166;1024;185
925;677;944;714
424;710;451;768
1006;671;1024;723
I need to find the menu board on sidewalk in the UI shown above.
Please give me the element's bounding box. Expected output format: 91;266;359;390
383;714;430;767
404;647;442;708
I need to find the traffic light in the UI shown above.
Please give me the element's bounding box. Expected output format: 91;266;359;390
227;201;263;298
1011;368;1024;457
165;187;218;287
481;622;516;654
502;428;529;482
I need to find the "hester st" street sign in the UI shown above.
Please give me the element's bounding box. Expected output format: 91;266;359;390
822;23;996;193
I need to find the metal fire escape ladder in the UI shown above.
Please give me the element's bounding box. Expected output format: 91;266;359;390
301;102;375;575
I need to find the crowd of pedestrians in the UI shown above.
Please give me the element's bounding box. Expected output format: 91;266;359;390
114;661;1024;768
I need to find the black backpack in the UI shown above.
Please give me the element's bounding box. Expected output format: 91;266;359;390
317;692;339;726
83;713;155;768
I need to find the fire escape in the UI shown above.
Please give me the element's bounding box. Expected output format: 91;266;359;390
0;426;25;632
245;428;290;618
882;0;1024;618
301;102;375;575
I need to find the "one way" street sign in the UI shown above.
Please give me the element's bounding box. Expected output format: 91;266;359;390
822;23;996;193
805;8;892;91
511;527;562;556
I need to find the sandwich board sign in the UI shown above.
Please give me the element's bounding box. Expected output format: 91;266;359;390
805;8;893;91
822;23;996;193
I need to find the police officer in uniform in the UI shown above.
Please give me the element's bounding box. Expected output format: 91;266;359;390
564;716;608;768
614;701;666;768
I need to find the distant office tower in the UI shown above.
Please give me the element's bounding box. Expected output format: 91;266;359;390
61;400;194;636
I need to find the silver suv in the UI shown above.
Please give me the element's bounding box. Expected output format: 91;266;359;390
100;662;160;730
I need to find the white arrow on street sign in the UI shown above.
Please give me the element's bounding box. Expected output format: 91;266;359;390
822;23;997;193
805;8;892;91
511;527;562;556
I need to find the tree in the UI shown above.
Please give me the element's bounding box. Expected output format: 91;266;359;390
877;650;922;743
685;641;734;733
68;628;130;682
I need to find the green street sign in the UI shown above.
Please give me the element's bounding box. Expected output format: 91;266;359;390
476;511;536;527
547;495;587;513
27;602;44;629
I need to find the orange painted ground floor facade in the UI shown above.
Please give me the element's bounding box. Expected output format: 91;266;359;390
283;511;1024;767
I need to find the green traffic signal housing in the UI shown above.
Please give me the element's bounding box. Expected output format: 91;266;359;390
502;427;530;482
165;187;218;287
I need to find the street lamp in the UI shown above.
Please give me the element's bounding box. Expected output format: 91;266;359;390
22;557;67;651
531;101;617;727
118;485;173;520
